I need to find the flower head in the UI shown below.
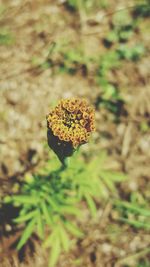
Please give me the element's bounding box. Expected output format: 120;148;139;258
47;98;95;148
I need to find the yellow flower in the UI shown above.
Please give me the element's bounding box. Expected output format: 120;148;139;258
47;98;95;148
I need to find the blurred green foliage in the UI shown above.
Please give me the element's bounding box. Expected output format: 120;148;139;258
0;28;14;45
136;260;150;267
116;44;145;60
35;4;147;117
4;150;126;266
114;192;150;230
66;0;108;12
0;4;6;16
140;121;150;133
133;1;150;17
105;9;135;44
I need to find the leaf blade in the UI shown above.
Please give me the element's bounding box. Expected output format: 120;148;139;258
17;218;36;250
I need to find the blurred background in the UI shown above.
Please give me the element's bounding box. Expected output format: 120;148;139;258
0;0;150;266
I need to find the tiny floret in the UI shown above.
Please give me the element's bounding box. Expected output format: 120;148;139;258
47;98;95;148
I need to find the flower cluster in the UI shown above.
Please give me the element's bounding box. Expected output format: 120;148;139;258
47;98;95;148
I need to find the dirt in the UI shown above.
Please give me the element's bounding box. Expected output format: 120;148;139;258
0;0;150;266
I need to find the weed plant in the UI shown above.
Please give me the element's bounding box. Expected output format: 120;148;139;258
3;98;127;267
114;192;150;230
4;150;127;267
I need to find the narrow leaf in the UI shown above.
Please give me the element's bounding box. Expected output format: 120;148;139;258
59;206;81;216
65;221;83;238
102;176;117;192
85;194;97;217
101;171;127;182
37;209;44;239
13;210;38;223
43;232;56;248
115;200;150;217
12;195;38;205
119;217;150;230
41;201;52;225
46;196;59;210
17;218;36;250
49;237;61;267
59;226;70;252
64;197;78;205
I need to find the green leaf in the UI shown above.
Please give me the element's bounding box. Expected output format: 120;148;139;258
12;195;39;205
85;194;97;217
59;205;81;216
48;237;61;267
101;173;117;193
106;30;118;43
65;221;83;238
41;201;52;225
3;195;12;203
37;209;44;239
0;31;14;46
43;232;56;248
96;185;108;198
102;84;117;100
119;29;133;41
64;197;79;205
46;196;59;210
112;9;132;27
17;218;36;250
101;171;127;182
86;158;99;173
115;200;150;217
59;225;70;252
13;210;38;223
119;217;150;230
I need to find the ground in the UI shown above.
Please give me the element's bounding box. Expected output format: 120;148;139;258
0;0;150;266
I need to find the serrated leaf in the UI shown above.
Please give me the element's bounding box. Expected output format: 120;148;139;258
17;218;36;250
13;209;38;223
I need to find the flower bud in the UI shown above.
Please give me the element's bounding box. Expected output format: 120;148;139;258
47;98;95;163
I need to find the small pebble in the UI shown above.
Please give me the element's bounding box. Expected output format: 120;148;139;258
101;243;112;254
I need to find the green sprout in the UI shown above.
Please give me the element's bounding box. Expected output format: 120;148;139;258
114;192;150;230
